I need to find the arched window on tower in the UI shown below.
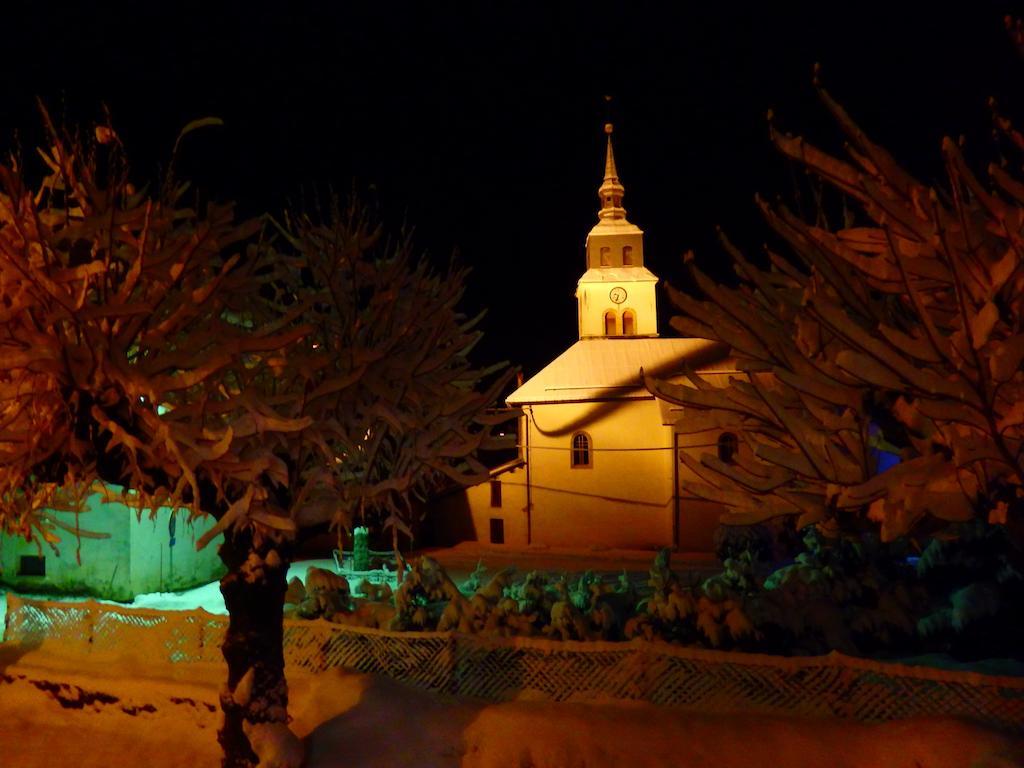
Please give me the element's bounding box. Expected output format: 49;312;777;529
571;432;592;468
622;309;636;335
717;432;739;464
600;246;611;267
622;245;634;266
604;310;617;336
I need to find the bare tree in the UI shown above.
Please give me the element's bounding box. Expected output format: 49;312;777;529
647;83;1024;547
275;201;513;570
0;112;318;767
0;115;507;767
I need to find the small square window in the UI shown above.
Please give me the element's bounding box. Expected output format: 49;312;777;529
18;555;46;577
489;518;505;545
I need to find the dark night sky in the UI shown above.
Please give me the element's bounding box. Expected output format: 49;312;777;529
3;1;1021;379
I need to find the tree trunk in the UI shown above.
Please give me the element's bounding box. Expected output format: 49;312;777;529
217;527;294;768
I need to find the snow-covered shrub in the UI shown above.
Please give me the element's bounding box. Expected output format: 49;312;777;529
460;560;488;594
277;545;1020;662
624;549;702;645
624;537;922;656
713;523;774;564
355;579;393;603
916;520;1024;659
623;548;770;650
762;530;919;656
286;567;352;620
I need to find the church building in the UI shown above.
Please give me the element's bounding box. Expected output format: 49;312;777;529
432;125;733;552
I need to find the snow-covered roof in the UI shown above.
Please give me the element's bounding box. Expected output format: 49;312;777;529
577;266;658;284
507;337;727;405
586;217;643;238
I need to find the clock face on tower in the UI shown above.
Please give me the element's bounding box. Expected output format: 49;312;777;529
609;286;627;304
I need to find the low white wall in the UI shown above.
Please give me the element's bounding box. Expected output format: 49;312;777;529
0;491;224;601
129;508;224;595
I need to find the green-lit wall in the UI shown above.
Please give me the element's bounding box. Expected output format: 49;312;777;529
0;491;224;602
129;506;225;595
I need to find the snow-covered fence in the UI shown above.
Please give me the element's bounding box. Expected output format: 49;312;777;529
5;594;1024;732
3;594;227;664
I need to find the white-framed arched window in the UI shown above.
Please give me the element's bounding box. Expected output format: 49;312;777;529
571;431;592;468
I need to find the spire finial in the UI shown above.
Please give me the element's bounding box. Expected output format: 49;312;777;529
597;121;626;220
603;122;619;181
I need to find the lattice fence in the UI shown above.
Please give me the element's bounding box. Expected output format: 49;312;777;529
5;594;1024;732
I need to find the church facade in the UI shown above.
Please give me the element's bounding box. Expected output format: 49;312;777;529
431;125;732;552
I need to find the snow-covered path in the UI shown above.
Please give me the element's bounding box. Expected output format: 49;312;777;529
2;645;1022;768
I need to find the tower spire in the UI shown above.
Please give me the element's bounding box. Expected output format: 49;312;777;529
598;123;626;220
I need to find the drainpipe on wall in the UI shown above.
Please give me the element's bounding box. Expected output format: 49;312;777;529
523;403;532;547
672;430;680;551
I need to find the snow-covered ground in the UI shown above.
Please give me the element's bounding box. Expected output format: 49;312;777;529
0;558;340;638
2;643;1022;768
2;549;1023;767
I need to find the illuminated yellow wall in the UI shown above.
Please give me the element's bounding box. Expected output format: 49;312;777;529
430;397;734;553
576;278;658;338
523;397;675;549
430;466;530;546
585;229;644;270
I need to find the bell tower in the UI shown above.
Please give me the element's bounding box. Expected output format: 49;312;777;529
575;124;658;339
